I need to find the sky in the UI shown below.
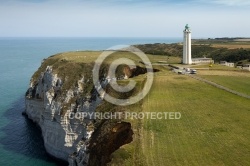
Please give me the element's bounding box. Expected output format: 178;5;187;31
0;0;249;38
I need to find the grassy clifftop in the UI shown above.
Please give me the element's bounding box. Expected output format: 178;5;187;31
31;50;177;87
109;65;250;166
28;49;250;166
31;51;100;83
29;50;170;114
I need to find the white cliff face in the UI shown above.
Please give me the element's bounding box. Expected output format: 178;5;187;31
25;62;136;166
25;66;101;164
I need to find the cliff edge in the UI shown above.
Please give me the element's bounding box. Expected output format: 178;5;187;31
25;51;148;166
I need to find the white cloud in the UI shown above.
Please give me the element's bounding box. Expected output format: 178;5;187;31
201;0;250;6
0;0;249;37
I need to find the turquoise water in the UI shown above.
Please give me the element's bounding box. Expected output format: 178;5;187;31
0;37;181;165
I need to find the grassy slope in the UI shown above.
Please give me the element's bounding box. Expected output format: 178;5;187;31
109;67;250;166
34;51;250;165
32;51;179;84
197;70;250;96
191;64;241;70
200;75;250;95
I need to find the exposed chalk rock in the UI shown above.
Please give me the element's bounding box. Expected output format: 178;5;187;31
25;66;101;163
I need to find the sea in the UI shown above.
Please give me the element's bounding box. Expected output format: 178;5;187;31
0;37;181;166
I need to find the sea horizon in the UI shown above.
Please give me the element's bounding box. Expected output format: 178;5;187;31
0;37;181;166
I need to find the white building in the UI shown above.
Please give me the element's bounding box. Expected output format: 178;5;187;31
226;62;234;67
242;64;250;71
220;61;234;67
192;58;214;64
183;24;192;64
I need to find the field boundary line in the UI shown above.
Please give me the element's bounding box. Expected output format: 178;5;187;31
188;74;250;99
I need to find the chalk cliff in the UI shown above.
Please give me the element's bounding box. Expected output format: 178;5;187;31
25;52;134;166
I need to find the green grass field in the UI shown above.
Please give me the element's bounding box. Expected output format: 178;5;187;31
198;75;250;96
191;64;240;70
195;68;250;96
39;51;250;166
109;68;250;166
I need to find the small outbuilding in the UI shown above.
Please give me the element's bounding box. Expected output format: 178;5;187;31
192;58;214;64
242;64;250;71
220;61;234;67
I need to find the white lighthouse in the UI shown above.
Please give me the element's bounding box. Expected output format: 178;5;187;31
183;24;192;64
